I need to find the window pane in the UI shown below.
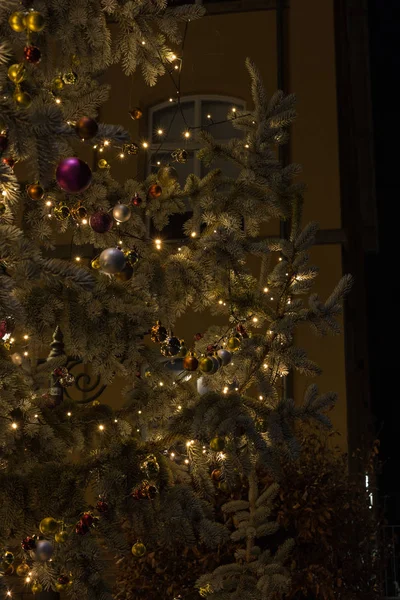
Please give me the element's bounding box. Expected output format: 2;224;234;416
201;155;241;179
201;100;244;140
152;102;195;143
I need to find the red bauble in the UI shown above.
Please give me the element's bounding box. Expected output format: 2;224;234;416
75;116;98;140
194;332;203;341
56;157;92;194
90;211;113;233
75;521;89;535
96;500;109;513
58;575;70;585
131;194;142;207
21;536;37;551
147;184;162;199
81;512;94;527
24;45;42;64
0;133;8;155
2;157;16;169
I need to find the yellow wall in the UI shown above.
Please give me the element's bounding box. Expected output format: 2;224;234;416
96;3;347;447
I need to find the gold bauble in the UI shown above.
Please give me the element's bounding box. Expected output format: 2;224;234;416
131;541;146;558
91;257;101;270
8;63;25;84
53;204;70;220
13;90;32;108
25;11;45;32
55;530;68;543
157;165;179;188
39;516;59;535
226;337;241;352
52;77;64;91
8;11;26;32
98;158;109;169
31;582;43;594
16;562;30;577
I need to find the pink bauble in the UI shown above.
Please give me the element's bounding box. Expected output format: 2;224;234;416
56;157;92;194
90;211;113;233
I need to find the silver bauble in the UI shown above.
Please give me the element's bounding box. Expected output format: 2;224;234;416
36;539;54;561
217;348;232;366
99;248;126;274
209;356;220;374
112;203;131;223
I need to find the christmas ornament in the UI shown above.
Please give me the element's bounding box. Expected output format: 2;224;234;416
55;530;68;543
199;356;213;373
35;539;54;561
62;71;78;85
123;142;139;155
209;355;220;374
53;203;70;220
3;551;14;565
13;89;32;108
211;469;223;482
8;63;25;83
81;512;95;527
76;116;98;140
26;183;44;200
75;521;89;535
129;107;143;120
90;211;113;233
131;193;142;206
91;256;101;269
131;480;158;500
3;564;14;576
9;11;26;32
2;157;17;168
24;45;41;64
178;341;188;357
21;536;37;551
0;132;8;154
217;348;232;366
140;454;160;478
16;562;30;577
157;165;179;187
55;575;70;591
236;323;248;338
171;148;188;163
226;337;241;352
0;202;6;216
194;333;203;341
183;351;198;372
148;184;162;199
151;321;168;343
70;202;87;220
98;158;109;169
0;316;15;340
11;352;23;365
160;336;181;357
99;247;126;274
210;437;225;452
112;203;131;223
52;77;64;91
25;10;45;32
125;249;139;265
56;157;92;194
96;499;109;513
31;582;43;594
59;373;75;387
39;516;58;535
199;584;214;597
114;263;134;282
131;541;146;557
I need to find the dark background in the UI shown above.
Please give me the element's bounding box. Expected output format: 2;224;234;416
368;0;399;524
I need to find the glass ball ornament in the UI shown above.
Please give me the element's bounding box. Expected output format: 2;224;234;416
211;468;223;482
151;321;168;343
112;203;131;223
140;454;160;478
3;550;14;565
129;107;143;120
62;71;78;85
75;116;98;140
52;77;64;91
56;157;92;194
24;45;41;64
131;193;142;206
8;63;25;83
131;541;146;557
13;89;32;108
70;203;87;220
55;575;70;591
124;249;139;265
114;263;134;282
26;183;44;200
11;352;23;366
53;203;70;220
16;562;30;577
25;10;45;32
98;158;109;169
147;184;162;199
157;165;179;187
39;516;58;535
21;535;37;551
55;530;68;543
171;148;188;163
35;539;54;561
210;437;225;452
90;211;113;233
178;341;188;357
199;356;214;373
217;348;232;366
59;373;75;387
123;142;139;155
209;355;220;374
99;247;126;274
9;11;26;32
31;582;43;594
161;336;181;357
226;337;241;352
183;351;199;372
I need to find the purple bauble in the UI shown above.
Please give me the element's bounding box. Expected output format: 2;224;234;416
90;211;113;233
56;157;92;194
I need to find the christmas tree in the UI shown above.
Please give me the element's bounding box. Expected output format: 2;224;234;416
0;2;352;599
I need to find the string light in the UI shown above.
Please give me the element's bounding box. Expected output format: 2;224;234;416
159;381;164;386
138;410;142;415
184;458;189;464
170;452;175;459
23;334;29;340
75;256;81;262
11;422;18;430
141;40;146;45
263;363;268;369
67;412;72;417
25;576;31;583
157;128;164;135
231;107;237;113
279;257;282;262
183;130;191;139
218;300;223;305
34;414;38;418
186;440;194;447
142;141;149;149
6;590;12;597
23;351;28;356
207;114;212;119
223;386;229;394
46;200;52;206
259;395;264;400
98;424;105;431
169;97;174;103
119;153;125;159
155;238;162;250
270;297;274;301
263;287;269;293
81;218;88;225
55;97;61;104
190;231;196;238
245;144;250;149
252;317;258;323
104;140;110;146
177;405;182;410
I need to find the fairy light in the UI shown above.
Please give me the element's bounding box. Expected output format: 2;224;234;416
159;381;164;386
141;40;146;45
183;130;191;139
25;576;31;583
245;144;250;149
119;153;125;159
138;410;142;415
174;64;179;70
23;351;28;356
67;412;72;417
231;107;237;113
184;458;189;464
190;231;196;238
252;317;258;323
118;239;123;245
219;452;226;461
98;424;105;431
142;141;149;149
34;414;38;418
46;200;52;207
218;300;223;305
263;287;269;293
186;440;194;447
177;405;182;411
6;590;12;596
178;247;182;252
99;147;104;153
223;386;229;394
1;190;7;197
263;363;268;369
11;422;18;430
207;114;212;119
259;395;264;400
169;97;174;102
23;334;29;340
155;238;162;250
270;297;274;301
104;140;110;146
81;218;88;225
55;97;61;104
93;145;97;149
279;257;283;262
157;128;164;135
75;256;81;262
170;452;175;459
157;161;161;165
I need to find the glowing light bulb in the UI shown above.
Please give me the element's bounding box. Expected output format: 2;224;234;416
263;363;268;369
223;386;229;394
11;422;18;430
119;153;125;159
55;97;61;104
142;141;149;149
190;231;196;238
270;297;274;301
184;458;189;464
67;412;72;417
177;405;182;410
75;256;81;262
141;40;146;45
207;114;212;119
252;317;258;323
245;144;250;149
263;287;269;293
259;395;264;400
82;218;88;225
159;381;164;386
23;334;29;340
184;131;191;139
157;129;164;135
98;424;105;431
170;452;175;459
138;410;142;415
232;107;237;113
34;414;38;418
169;97;174;102
23;351;28;356
104;140;110;146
